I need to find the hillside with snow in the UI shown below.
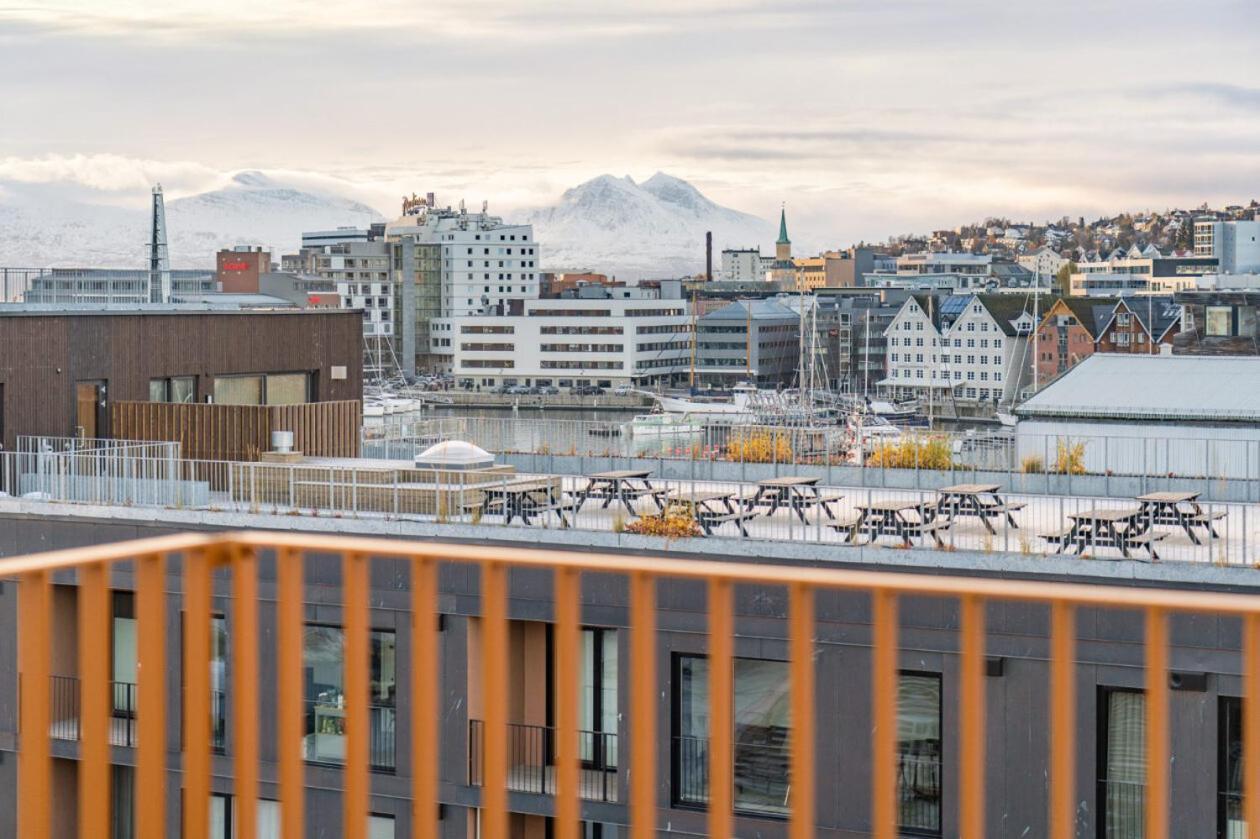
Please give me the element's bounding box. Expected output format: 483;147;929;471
0;172;383;268
524;173;775;279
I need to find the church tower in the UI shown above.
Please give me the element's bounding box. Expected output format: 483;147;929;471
775;206;791;263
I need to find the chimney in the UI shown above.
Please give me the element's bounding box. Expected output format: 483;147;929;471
705;231;713;281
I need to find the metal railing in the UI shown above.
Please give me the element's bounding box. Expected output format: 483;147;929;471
360;414;1260;483
469;720;618;802
9;530;1260;838
1;450;1254;566
48;676;137;747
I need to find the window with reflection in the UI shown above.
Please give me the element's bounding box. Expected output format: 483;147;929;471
898;673;942;836
1221;697;1243;838
674;654;791;816
303;625;397;769
1099;688;1145;839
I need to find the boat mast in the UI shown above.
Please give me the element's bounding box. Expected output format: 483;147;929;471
689;289;697;390
746;301;752;381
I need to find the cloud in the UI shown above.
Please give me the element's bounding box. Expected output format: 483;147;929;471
1156;83;1260;112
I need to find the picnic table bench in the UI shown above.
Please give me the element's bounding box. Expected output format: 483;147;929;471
1041;507;1165;560
475;480;576;526
1136;491;1225;544
746;476;842;524
576;470;666;515
935;483;1024;533
838;499;949;547
667;489;762;536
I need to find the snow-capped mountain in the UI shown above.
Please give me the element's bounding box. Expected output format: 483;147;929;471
0;171;383;268
524;172;775;279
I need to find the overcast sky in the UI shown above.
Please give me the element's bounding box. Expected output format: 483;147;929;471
1;0;1257;245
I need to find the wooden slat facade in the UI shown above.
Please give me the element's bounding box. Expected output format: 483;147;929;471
0;309;363;451
109;401;362;462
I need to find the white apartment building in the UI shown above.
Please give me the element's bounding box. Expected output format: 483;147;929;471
1194;218;1260;274
307;241;394;338
864;253;998;291
880;293;1035;406
440;291;691;389
1017;247;1068;283
385;204;539;320
1069;251;1219;296
720;248;769;282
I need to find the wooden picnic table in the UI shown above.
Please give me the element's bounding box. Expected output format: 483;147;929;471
478;480;574;526
576;470;665;515
667;488;760;536
1049;507;1165;560
841;499;948;547
1136;491;1225;545
747;476;839;524
935;483;1024;534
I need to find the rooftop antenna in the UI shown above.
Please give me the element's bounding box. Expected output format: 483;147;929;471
148;184;170;303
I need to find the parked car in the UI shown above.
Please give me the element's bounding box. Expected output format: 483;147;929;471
538;385;560;395
613;385;633;396
572;385;605;396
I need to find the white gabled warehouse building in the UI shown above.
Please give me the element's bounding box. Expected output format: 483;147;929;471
1014;354;1260;479
880;293;1037;408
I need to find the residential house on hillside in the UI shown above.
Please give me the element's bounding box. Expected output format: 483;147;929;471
1032;297;1121;383
1017;246;1069;284
1096;296;1180;353
881;293;1036;410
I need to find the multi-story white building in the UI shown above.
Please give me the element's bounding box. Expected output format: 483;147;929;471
880;293;1036;407
1194;218;1260;274
720;248;767;282
863;252;1039;293
1068;250;1219;296
1017;247;1068;284
307;241;394;338
441;287;691;389
385;203;539;319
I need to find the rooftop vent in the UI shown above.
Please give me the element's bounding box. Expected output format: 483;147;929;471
414;440;494;471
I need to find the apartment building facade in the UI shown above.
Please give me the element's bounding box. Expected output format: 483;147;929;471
441;290;691;389
1194;218;1260;275
0;516;1253;838
696;299;800;386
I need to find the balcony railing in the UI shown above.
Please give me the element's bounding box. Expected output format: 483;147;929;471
1099;779;1146;838
303;700;397;771
48;676;138;747
469;720;618;802
6;531;1260;838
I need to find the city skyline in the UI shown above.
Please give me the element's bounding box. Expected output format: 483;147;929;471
0;0;1257;245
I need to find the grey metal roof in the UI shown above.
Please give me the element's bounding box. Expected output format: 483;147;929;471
702;298;798;321
1016;354;1260;422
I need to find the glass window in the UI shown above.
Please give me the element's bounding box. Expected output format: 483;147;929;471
899;673;942;835
303;625;397;769
1100;689;1145;838
1207;307;1233;337
581;628;618;768
265;373;309;405
214;375;262;405
210;794;231;839
172;376;196;404
1221;697;1243;837
676;655;791;816
211;616;228;751
149;378;168;402
113;764;135;838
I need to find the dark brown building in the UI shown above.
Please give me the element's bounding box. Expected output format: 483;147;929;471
0;308;362;450
1096;296;1181;354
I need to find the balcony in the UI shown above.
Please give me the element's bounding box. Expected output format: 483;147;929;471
3;530;1260;838
468;720;618;802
